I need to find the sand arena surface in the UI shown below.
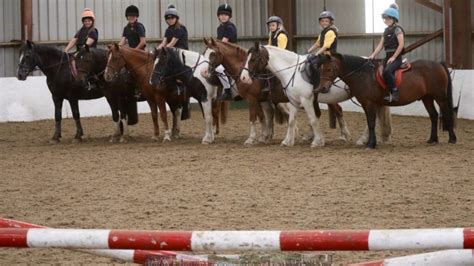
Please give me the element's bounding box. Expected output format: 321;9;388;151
0;108;473;265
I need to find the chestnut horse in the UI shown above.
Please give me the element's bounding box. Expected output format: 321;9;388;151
74;46;140;143
240;43;391;148
316;53;456;148
202;38;351;144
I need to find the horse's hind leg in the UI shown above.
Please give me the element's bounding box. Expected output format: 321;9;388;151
433;96;457;144
107;99;121;143
363;104;377;149
281;103;298;147
422;97;439;144
244;97;260;146
377;106;392;144
201;100;214;144
147;100;160;142
259;101;274;143
69;99;84;143
49;95;64;144
330;103;351;141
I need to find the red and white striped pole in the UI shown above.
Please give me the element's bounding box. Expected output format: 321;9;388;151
1;228;473;251
0;218;208;264
350;249;474;266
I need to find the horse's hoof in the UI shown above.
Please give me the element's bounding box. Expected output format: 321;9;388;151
151;136;159;142
356;138;368;146
48;138;60;144
172;129;180;138
366;143;376;149
119;136;129;143
244;138;257;146
427;138;439;144
448;138;457;144
72;137;82;144
280;140;294;147
163;136;172;142
302;135;314;142
258;136;269;144
338;135;348;141
201;139;212;145
311;139;325;148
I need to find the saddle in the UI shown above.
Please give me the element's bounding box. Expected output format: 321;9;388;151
300;55;320;85
375;59;412;90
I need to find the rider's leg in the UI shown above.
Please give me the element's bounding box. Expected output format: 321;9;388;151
383;56;402;102
216;65;232;101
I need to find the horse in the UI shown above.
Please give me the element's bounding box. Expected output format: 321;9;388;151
104;44;188;143
202;38;352;145
149;47;219;144
16;40;104;143
240;43;391;148
315;53;456;148
73;45;140;143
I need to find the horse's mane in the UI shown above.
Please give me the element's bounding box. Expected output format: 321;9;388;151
333;53;371;72
28;43;65;59
213;40;247;58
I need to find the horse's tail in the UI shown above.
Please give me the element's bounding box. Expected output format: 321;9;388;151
220;100;229;124
126;97;139;125
274;103;289;125
440;62;455;131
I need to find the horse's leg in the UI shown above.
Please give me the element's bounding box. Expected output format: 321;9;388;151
107;98;121;143
434;96;457;144
377;106;392;144
147;100;160;141
330;103;351;141
170;105;181;138
157;97;171;142
202;100;214;144
281;104;298;147
212;99;220;135
301;98;325;147
244;97;259;146
50;95;64;144
364;104;378;149
421;97;439;144
259;101;274;143
69;99;83;143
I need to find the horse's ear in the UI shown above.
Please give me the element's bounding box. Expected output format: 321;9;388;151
210;37;216;46
26;40;34;49
253;42;260;50
114;43;119;50
203;38;209;45
107;44;113;50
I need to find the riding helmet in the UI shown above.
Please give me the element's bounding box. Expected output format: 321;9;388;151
125;5;139;17
266;16;283;25
217;3;232;17
382;3;399;22
81;8;95;22
164;4;179;19
318;10;335;21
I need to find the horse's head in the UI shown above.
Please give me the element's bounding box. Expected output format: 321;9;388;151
104;43;125;82
315;54;340;93
17;40;40;80
240;42;268;85
150;47;180;86
74;45;96;82
202;38;224;76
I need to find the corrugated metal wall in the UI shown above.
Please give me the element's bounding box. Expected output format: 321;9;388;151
1;0;473;77
1;0;22;77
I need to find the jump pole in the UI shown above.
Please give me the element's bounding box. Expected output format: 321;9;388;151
350;249;474;266
0;218;208;264
1;227;473;252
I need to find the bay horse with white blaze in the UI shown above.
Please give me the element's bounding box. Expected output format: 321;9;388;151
240;43;392;148
315;53;456;148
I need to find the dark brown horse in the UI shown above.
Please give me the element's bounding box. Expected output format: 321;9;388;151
316;53;456;148
202;38;351;144
17;41;103;143
74;46;140;142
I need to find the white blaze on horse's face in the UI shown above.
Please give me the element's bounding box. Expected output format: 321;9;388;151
17;51;25;75
104;53;112;76
240;53;253;84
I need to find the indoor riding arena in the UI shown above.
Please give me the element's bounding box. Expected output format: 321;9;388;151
1;0;473;265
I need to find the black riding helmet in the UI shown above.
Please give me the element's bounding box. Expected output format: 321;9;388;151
125;5;139;17
164;4;179;19
217;3;232;17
